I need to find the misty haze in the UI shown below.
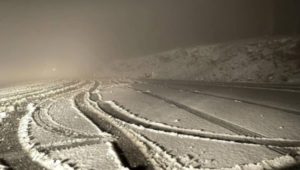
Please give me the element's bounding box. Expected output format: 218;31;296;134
0;0;300;170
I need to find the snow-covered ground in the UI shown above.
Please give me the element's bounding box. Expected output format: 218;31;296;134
132;83;300;140
94;80;300;169
100;86;235;134
1;80;300;169
108;36;300;83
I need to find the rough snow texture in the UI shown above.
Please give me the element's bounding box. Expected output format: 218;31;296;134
49;143;128;170
47;98;103;135
100;86;234;134
108;36;300;83
91;90;299;169
0;80;85;113
25;93;126;169
133;83;300;140
135;128;280;169
18;103;75;170
4;80;300;169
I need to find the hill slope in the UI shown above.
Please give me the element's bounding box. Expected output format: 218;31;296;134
109;36;300;83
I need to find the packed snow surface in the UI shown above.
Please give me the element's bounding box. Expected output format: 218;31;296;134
1;80;299;169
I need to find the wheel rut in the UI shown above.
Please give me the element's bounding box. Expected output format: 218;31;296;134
74;92;154;170
126;87;299;155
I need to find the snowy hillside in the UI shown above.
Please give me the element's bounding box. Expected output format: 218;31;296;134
110;36;300;83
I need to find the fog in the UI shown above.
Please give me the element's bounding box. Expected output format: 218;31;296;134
0;0;299;81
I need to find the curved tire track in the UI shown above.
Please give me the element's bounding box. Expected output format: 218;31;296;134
36;137;112;151
32;108;102;139
0;81;77;104
130;88;300;155
75;92;154;170
96;89;300;150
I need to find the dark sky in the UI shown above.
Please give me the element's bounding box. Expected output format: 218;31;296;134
0;0;299;70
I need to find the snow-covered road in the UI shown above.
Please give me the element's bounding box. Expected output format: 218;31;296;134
99;79;300;169
0;79;299;169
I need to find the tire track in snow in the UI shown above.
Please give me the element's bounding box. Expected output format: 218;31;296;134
46;100;107;138
141;79;300;93
89;80;100;93
84;91;187;169
32;107;103;139
1;82;89;170
30;84;108;140
98;98;300;146
98;85;300;149
2;80;88;107
19;85;97;169
127;87;298;155
26;94;118;170
18;104;78;170
0;81;87;114
36;137;113;151
0;81;77;104
7;81;124;169
0;80;66;99
146;82;300;115
75;92;154;170
24;81;98;139
89;82;300;169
